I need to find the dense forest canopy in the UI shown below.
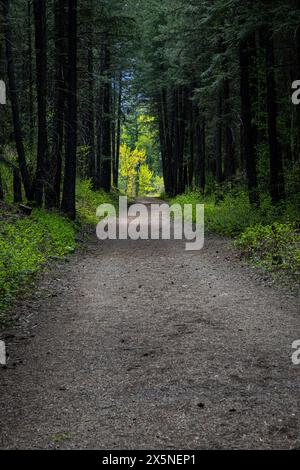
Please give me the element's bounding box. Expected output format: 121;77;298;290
1;2;300;452
0;0;299;217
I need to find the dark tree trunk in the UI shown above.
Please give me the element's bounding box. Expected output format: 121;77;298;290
173;88;179;195
168;92;176;195
2;0;32;201
175;86;186;195
27;0;34;151
13;167;22;203
51;0;67;208
215;86;223;184
223;78;235;181
195;107;205;193
0;21;4;201
113;72;122;188
260;28;285;203
61;0;77;219
239;35;259;205
95;96;102;190
294;3;300;164
95;91;102;190
95;43;105;190
87;13;95;186
99;44;112;192
111;80;116;186
158;92;168;193
188;98;194;188
200;118;206;192
0;169;3;200
33;0;50;207
158;88;174;196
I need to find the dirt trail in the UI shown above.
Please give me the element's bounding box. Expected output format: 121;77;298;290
0;199;299;449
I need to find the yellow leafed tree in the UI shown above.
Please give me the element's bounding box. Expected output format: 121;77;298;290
119;144;146;197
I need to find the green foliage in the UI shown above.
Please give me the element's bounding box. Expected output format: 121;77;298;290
119;109;163;198
0;179;117;318
171;189;300;281
237;223;300;276
76;179;119;224
0;209;77;312
119;144;147;197
138;164;154;195
152;175;165;197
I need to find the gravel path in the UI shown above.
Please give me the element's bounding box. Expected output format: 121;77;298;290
0;200;299;449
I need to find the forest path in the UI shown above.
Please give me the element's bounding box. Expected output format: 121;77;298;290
0;200;299;449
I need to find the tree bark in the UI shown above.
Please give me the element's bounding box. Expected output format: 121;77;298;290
188;97;194;188
0;168;3;200
223;77;235;181
215;86;223;184
61;0;77;219
239;34;259;205
13;167;22;203
195;107;205;193
293;1;300;164
87;10;95;186
2;0;32;201
113;72;122;188
99;43;112;192
27;0;34;151
260;28;285;203
33;0;50;207
50;0;67;208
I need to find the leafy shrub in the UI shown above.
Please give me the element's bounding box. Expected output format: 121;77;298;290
171;190;299;236
236;223;300;275
76;179;118;224
171;190;262;236
171;189;300;281
0;209;77;310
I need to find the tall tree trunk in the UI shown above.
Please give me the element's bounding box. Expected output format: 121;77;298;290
0;169;3;200
99;43;111;192
33;0;50;207
113;72;122;188
158;91;168;193
95;43;105;190
239;35;259;205
175;86;186;195
111;81;116;186
27;0;34;152
261;28;285;203
188;97;194;188
195;107;205;193
294;2;300;163
2;0;32;201
215;86;223;184
200;118;206;192
159;88;173;196
223;77;235;181
61;0;77;219
13;167;22;203
0;17;4;201
87;10;95;186
51;0;67;208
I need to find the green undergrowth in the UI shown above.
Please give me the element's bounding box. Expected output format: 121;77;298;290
236;222;300;281
0;179;117;322
0;208;77;314
76;179;119;224
171;190;300;284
